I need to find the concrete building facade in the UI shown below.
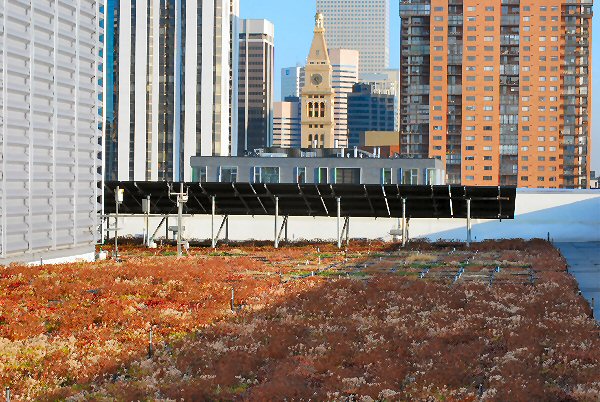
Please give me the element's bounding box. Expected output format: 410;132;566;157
329;49;359;148
105;0;240;182
238;19;275;154
301;13;335;149
273;98;302;148
0;0;101;264
316;0;390;77
191;148;444;185
399;0;593;189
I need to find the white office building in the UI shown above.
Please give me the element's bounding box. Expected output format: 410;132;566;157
281;66;302;100
106;0;240;182
316;0;390;77
329;49;359;148
0;0;101;264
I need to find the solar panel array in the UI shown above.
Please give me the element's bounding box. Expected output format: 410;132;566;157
103;182;516;220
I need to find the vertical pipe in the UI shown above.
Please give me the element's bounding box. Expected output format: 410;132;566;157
337;197;341;249
145;196;151;246
114;187;119;260
284;216;288;243
225;215;229;242
402;198;407;247
5;387;10;402
165;216;169;242
467;199;472;247
148;327;153;358
274;197;279;248
177;196;183;258
211;196;216;248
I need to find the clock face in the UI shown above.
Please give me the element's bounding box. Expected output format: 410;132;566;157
311;74;323;85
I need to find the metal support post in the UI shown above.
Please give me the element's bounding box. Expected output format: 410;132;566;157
337;197;342;249
144;196;151;247
274;197;280;248
284;216;289;243
165;216;169;241
211;196;216;248
177;195;183;257
466;198;472;247
168;183;188;257
225;215;229;242
402;198;407;247
113;186;123;261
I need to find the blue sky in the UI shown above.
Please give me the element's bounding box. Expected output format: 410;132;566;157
240;1;599;172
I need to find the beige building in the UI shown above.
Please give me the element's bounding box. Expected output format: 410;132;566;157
301;13;335;148
329;49;359;148
273;101;301;148
316;0;390;77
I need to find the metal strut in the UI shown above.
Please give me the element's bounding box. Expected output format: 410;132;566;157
212;215;229;248
341;216;350;247
276;216;289;248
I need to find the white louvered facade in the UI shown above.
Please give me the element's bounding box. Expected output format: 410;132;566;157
0;0;100;264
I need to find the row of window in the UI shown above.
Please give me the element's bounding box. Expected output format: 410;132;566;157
192;166;437;186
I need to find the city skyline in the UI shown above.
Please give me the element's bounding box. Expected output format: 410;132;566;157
240;0;600;173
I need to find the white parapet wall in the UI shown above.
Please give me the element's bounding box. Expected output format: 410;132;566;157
115;189;600;244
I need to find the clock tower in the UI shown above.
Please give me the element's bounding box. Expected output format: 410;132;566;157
301;13;335;148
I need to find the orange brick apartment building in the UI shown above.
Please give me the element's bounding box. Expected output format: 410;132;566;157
399;0;592;188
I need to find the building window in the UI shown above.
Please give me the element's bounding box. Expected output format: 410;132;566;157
254;167;280;184
425;169;436;185
317;167;328;184
402;169;418;185
335;168;361;184
219;167;238;183
192;166;207;182
295;167;306;184
381;168;392;185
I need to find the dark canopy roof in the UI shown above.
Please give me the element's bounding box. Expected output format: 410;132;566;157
104;182;516;220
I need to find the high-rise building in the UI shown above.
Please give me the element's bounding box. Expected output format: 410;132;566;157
316;0;390;77
360;69;400;130
0;0;101;263
238;19;275;154
105;0;240;182
329;49;359;148
348;84;396;148
399;0;593;189
281;66;302;99
273;97;302;148
301;13;335;149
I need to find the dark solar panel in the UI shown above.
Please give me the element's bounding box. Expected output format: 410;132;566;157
104;182;516;220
